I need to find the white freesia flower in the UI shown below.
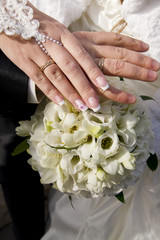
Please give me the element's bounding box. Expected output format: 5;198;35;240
97;131;119;157
16;85;155;198
83;107;114;128
16;120;33;137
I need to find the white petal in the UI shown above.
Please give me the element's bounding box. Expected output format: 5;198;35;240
101;159;119;175
63;113;77;129
87;171;97;186
40;168;57;184
61;133;75;147
45;130;62;146
78;136;96;160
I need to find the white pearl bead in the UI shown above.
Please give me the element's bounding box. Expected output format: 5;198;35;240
42;47;45;51
46;36;49;39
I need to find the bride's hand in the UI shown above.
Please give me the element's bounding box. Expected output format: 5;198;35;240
73;31;160;101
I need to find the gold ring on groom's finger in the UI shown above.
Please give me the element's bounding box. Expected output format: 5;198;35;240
98;58;104;71
40;59;55;72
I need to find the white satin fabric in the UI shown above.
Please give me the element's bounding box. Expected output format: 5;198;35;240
29;0;160;239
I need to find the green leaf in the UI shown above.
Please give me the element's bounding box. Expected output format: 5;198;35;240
115;191;125;203
147;153;158;171
11;138;29;156
119;77;124;81
69;196;75;210
140;95;155;101
45;141;78;151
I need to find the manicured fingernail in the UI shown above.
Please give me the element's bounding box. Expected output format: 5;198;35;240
152;60;160;71
75;99;88;112
96;76;110;91
54;95;64;105
142;42;149;50
88;97;101;112
92;105;101;112
148;70;158;80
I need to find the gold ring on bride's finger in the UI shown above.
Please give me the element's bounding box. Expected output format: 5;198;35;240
40;59;55;72
98;58;104;71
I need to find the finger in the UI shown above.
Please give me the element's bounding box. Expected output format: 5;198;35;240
21;59;65;105
82;31;149;52
95;58;159;81
31;53;89;111
96;85;137;104
95;46;160;71
44;37;105;111
40;61;89;112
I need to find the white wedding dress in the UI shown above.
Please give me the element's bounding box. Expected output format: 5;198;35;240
29;0;160;239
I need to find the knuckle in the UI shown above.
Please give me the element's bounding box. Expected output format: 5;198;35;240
77;47;87;58
46;88;55;97
110;90;129;104
141;56;150;67
65;60;79;73
51;68;63;83
139;67;146;79
116;47;127;60
81;87;95;97
130;39;140;49
88;65;98;77
116;92;128;103
33;72;46;84
112;60;125;75
113;32;123;43
67;92;79;102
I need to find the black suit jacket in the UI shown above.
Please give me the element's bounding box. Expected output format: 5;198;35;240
0;51;45;239
0;50;37;180
0;50;35;115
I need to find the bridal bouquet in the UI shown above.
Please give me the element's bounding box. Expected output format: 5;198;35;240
15;80;157;200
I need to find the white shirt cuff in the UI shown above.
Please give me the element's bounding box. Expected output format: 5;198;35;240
27;79;44;103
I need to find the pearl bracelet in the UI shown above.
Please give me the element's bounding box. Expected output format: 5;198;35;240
35;34;63;57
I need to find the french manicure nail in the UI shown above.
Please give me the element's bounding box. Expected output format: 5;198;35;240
75;99;88;112
88;97;101;112
96;76;110;91
92;105;101;112
54;95;65;105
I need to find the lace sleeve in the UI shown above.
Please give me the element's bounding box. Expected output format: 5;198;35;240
0;0;44;42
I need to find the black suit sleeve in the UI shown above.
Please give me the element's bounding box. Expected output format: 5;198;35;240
0;50;29;108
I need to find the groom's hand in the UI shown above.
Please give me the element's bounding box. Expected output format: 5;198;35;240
73;31;160;102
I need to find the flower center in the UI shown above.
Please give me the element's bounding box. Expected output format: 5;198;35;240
101;137;113;149
86;135;92;143
70;125;78;133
